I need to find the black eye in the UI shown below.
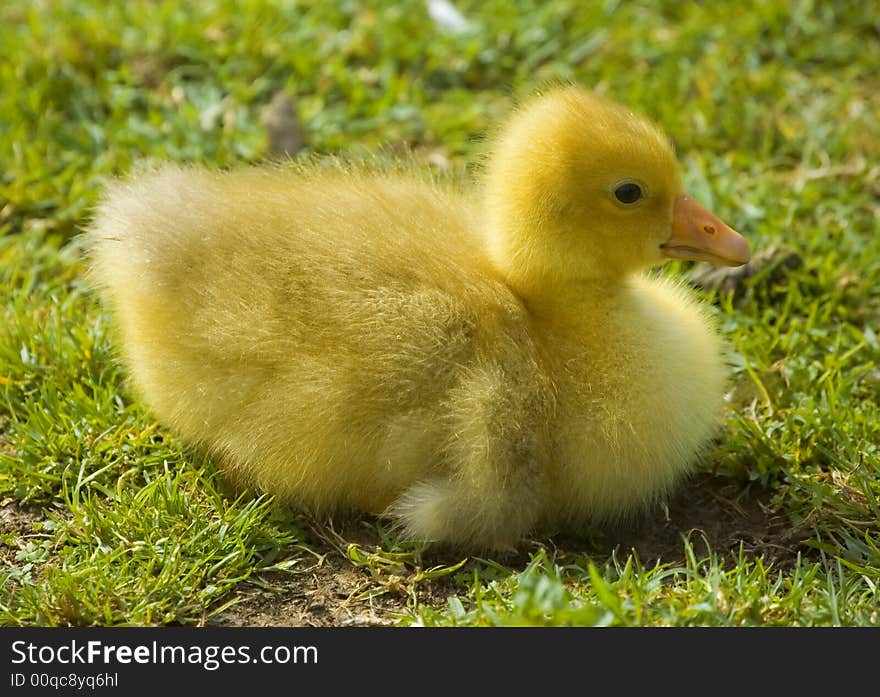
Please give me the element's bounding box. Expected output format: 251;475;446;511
614;182;643;204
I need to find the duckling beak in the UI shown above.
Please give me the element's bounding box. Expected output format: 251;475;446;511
661;195;751;267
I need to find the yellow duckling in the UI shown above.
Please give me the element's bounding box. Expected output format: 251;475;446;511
86;86;750;549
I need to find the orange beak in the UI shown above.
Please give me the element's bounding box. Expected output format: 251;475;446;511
661;195;751;267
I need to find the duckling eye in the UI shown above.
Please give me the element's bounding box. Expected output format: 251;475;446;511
614;182;643;204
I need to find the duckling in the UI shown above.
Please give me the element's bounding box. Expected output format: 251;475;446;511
86;86;750;549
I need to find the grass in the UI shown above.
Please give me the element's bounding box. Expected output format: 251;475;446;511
1;0;879;626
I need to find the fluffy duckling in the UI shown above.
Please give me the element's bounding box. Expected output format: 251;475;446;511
86;86;750;549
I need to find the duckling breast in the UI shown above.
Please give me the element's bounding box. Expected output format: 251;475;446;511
546;274;728;522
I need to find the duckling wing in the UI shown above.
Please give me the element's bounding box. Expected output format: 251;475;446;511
85;164;542;511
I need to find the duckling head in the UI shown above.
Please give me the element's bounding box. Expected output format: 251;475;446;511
483;87;750;301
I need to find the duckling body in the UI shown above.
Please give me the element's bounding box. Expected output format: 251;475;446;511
87;87;749;548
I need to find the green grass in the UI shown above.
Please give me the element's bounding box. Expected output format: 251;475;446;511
2;0;879;626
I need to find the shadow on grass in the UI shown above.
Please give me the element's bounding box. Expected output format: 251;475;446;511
568;472;809;567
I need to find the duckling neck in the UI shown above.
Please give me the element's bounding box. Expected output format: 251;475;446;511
484;215;633;325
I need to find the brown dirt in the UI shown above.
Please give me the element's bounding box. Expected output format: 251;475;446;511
0;501;46;538
206;555;398;627
210;472;807;626
207;513;440;627
0;501;48;568
568;472;807;566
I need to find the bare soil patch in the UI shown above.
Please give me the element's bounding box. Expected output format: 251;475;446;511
207;556;397;627
590;472;807;566
0;501;49;586
0;501;46;550
0;502;45;535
